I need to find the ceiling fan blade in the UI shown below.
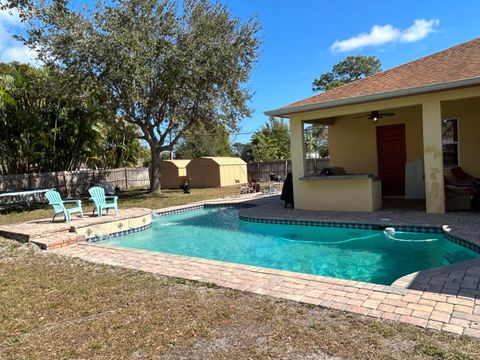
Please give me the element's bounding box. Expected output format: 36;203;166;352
380;112;396;116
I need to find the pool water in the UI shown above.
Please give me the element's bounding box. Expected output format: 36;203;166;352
102;208;480;284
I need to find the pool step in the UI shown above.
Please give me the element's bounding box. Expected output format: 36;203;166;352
30;233;86;250
0;208;152;249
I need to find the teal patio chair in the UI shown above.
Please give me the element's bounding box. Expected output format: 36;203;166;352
89;186;119;218
45;190;83;224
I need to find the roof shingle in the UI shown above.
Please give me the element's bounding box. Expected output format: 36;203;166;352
282;37;480;110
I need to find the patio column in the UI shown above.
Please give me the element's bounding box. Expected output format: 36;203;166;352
289;118;305;181
422;99;445;213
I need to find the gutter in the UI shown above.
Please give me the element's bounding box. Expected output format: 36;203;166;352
264;76;480;118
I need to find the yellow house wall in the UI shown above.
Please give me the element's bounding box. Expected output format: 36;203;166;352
327;105;423;176
442;97;480;178
288;86;480;213
294;178;382;212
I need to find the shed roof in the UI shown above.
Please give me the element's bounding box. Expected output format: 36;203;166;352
160;160;191;168
266;37;480;117
189;157;247;166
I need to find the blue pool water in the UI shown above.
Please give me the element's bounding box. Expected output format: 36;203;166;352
102;208;480;284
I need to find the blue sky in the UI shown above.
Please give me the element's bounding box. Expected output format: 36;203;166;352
223;0;480;143
1;0;479;144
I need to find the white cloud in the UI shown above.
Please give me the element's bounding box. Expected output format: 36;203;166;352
331;19;439;53
400;19;440;42
0;8;37;64
2;46;36;63
0;8;21;26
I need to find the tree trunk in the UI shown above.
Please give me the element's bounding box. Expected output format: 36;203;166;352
150;147;162;193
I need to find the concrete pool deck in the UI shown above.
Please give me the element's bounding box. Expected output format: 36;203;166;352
3;195;480;338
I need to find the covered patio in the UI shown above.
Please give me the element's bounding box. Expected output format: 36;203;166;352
266;38;480;214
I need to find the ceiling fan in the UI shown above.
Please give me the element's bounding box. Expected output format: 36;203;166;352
354;110;396;122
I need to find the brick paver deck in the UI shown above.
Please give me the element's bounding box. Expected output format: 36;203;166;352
6;195;480;338
0;208;152;249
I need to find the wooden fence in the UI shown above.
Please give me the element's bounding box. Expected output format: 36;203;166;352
0;167;150;196
0;160;330;196
247;159;329;181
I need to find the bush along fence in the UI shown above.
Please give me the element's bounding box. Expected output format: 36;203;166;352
247;159;329;181
0;168;150;196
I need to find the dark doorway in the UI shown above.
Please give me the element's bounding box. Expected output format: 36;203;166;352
376;124;406;196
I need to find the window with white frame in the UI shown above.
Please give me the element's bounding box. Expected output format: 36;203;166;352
442;118;459;168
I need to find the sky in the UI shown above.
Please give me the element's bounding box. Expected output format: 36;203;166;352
1;0;479;143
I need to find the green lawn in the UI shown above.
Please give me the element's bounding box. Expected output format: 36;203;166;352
1;238;479;359
0;187;240;225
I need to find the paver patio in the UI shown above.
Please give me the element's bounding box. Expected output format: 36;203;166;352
3;195;480;338
0;208;152;249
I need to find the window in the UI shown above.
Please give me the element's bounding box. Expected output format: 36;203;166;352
442;118;459;168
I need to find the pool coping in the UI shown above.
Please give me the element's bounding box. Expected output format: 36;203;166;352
237;212;480;254
49;200;480;338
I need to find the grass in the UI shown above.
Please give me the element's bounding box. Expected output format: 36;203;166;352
1;238;479;359
0;186;240;225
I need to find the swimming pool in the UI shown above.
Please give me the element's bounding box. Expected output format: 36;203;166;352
101;207;480;285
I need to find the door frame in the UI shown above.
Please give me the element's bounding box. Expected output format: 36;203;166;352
376;123;407;197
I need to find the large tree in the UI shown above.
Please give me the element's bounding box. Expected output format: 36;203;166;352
250;117;290;163
7;0;259;192
175;122;232;159
232;142;253;163
312;55;381;92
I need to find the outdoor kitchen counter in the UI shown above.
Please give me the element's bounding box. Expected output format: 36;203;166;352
299;174;379;181
294;174;382;212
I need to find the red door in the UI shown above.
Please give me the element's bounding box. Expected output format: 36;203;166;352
376;124;406;196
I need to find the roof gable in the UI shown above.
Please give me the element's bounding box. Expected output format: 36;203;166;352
187;157;247;167
160;160;191;169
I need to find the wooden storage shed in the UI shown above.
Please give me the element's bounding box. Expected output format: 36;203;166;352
186;157;247;188
159;160;191;189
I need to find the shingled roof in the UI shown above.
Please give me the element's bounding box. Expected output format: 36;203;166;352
265;37;480;117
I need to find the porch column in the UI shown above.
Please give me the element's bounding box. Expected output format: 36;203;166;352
289;118;305;180
422;99;445;213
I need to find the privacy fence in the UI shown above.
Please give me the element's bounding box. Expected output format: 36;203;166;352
247;158;329;181
0;159;329;195
0;167;150;196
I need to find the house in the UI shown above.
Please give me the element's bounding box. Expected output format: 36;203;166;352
265;38;480;213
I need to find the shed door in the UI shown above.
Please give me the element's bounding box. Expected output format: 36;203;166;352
376;124;406;196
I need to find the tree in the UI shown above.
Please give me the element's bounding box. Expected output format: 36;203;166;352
175;122;232;159
304;124;328;159
312;55;381;92
0;62;148;174
250;117;290;163
232;142;253;163
9;0;260;192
